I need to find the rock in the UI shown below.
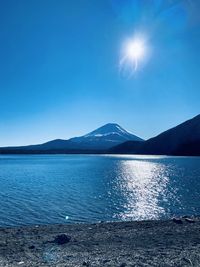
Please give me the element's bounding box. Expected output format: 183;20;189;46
102;259;110;264
185;218;195;223
53;234;71;245
82;261;90;266
172;218;183;224
183;257;193;264
182;215;189;219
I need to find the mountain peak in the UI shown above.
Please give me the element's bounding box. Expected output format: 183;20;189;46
85;123;128;136
83;123;144;143
101;123;121;127
86;123;126;135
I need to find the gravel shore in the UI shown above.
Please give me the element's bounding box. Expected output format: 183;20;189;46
0;218;200;266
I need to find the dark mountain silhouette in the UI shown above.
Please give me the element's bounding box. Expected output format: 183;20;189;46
173;139;200;156
0;123;143;153
109;141;144;154
1;115;200;156
110;115;200;156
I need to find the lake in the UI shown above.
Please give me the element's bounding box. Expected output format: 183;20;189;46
0;154;200;227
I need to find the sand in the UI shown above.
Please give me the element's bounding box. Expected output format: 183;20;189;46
0;218;200;266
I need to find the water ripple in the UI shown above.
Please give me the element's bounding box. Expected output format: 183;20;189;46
0;155;200;226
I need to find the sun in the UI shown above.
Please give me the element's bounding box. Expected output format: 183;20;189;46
125;39;145;61
120;35;148;75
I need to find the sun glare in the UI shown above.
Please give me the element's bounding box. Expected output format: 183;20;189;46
120;35;148;75
126;39;145;61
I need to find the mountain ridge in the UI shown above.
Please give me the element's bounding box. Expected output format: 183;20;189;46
0;123;143;153
1;115;200;156
110;114;200;156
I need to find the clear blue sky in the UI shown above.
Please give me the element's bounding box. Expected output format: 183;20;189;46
0;0;200;146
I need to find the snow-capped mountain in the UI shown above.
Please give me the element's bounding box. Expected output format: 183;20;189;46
84;123;139;140
69;123;144;149
0;123;143;153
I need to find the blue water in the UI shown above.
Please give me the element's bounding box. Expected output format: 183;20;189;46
0;154;200;227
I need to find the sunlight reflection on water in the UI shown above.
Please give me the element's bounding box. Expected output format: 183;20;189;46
114;160;169;220
0;155;200;226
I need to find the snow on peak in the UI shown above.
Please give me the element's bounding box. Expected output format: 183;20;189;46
83;123;143;142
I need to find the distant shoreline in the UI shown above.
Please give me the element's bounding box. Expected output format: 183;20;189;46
1;114;200;156
0;153;200;158
1;218;200;266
